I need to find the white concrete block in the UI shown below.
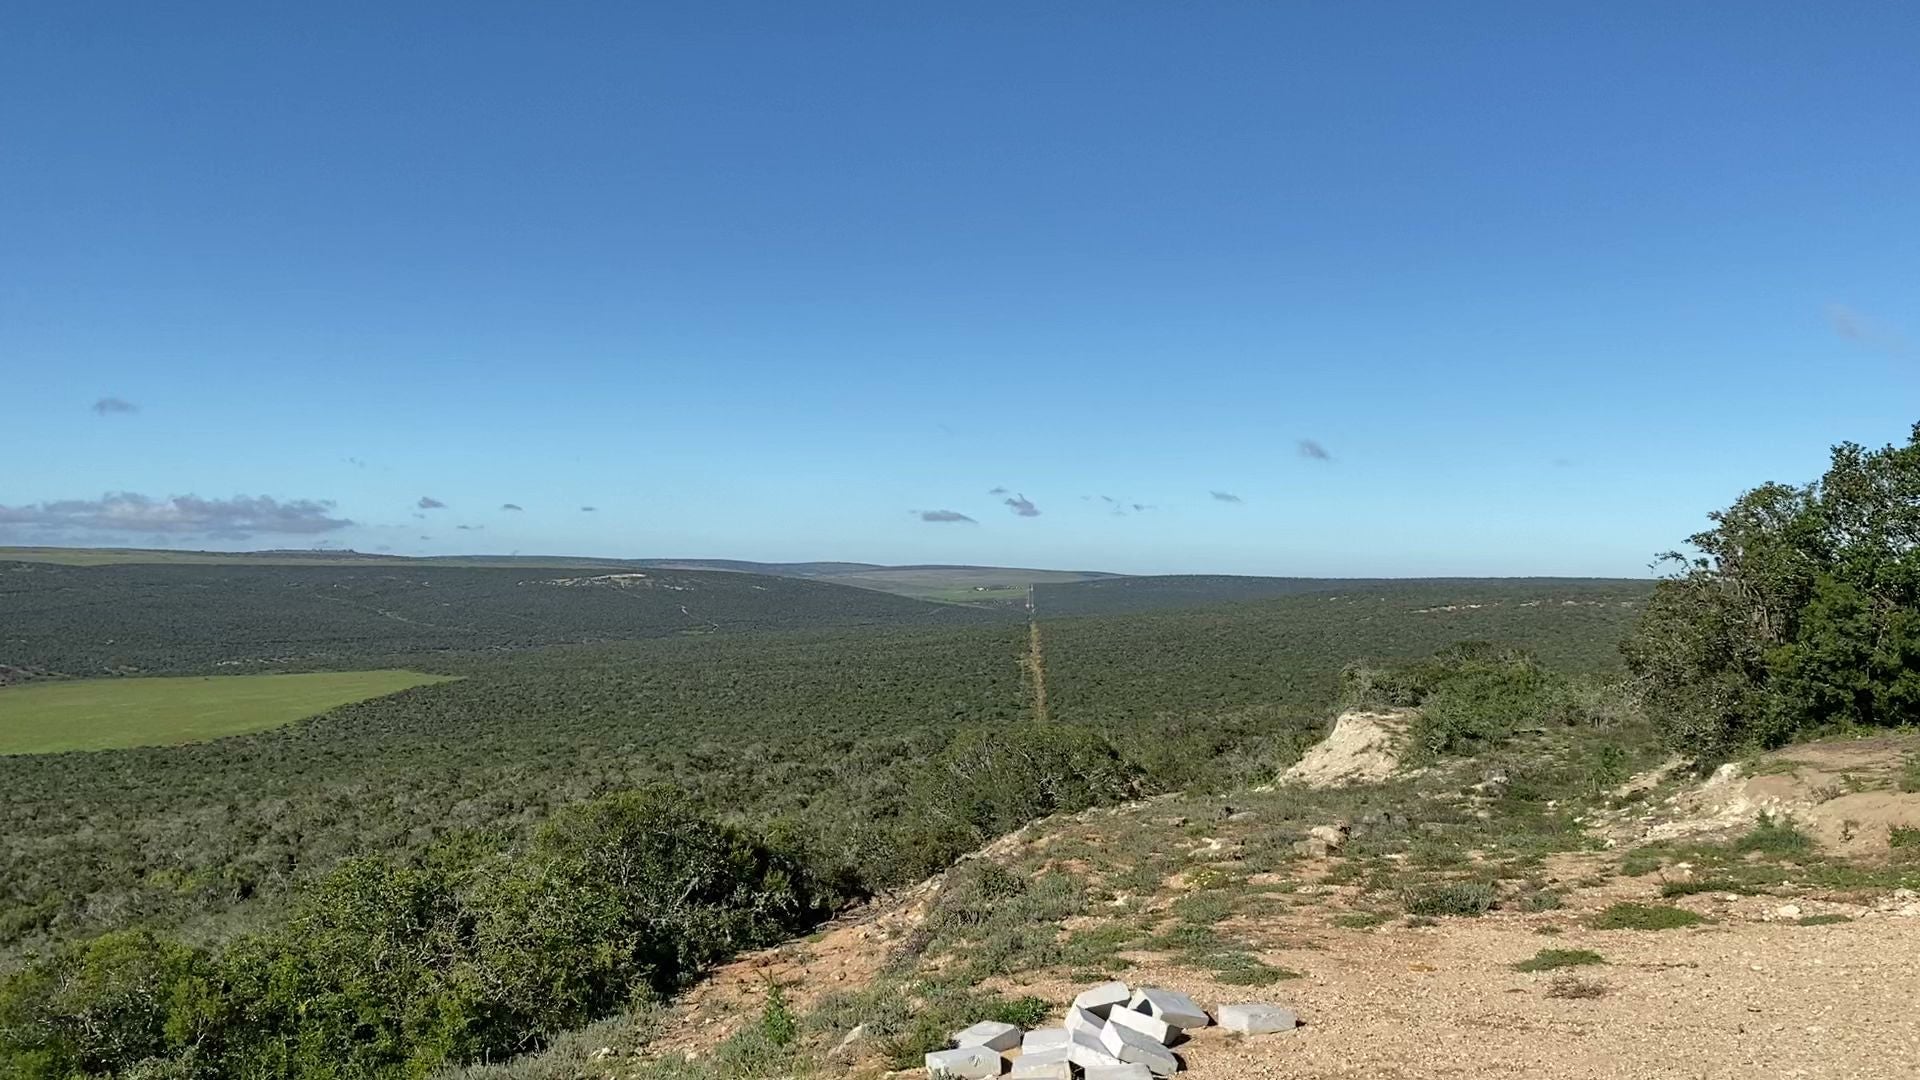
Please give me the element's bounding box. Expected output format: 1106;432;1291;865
1215;1002;1299;1035
953;1020;1022;1052
1017;1046;1069;1066
1064;1006;1105;1036
1135;987;1210;1030
1099;1021;1179;1076
1106;1004;1176;1045
1072;979;1132;1018
927;1045;1004;1079
1082;1065;1154;1080
1008;1056;1071;1080
1022;1027;1070;1052
1067;1026;1125;1070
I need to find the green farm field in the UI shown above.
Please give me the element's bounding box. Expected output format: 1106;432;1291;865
0;670;453;754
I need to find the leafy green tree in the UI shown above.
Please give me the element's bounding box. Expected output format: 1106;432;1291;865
1624;423;1920;758
0;930;217;1078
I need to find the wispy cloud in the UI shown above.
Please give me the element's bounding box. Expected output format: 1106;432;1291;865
1210;490;1243;503
92;396;138;416
917;509;976;523
500;503;524;511
417;496;446;510
0;493;351;540
1004;494;1040;517
1297;439;1332;461
1828;303;1911;358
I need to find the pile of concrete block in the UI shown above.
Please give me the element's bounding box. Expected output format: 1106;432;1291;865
924;981;1299;1078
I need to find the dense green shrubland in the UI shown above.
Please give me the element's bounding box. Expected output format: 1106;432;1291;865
0;790;823;1078
1341;641;1626;759
1623;424;1920;760
0;573;1649;1077
0;561;995;680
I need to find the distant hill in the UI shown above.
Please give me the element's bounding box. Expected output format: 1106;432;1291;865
0;548;1118;605
630;559;889;577
0;559;997;678
1035;574;1652;617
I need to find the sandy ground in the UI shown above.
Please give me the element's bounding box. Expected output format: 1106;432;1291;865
650;867;1920;1079
1118;907;1920;1080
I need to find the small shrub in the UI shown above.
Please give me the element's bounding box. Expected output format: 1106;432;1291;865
874;989;1050;1070
1513;948;1605;972
1889;825;1920;849
980;996;1051;1029
1514;889;1564;912
1401;882;1496;918
757;982;796;1048
1660;878;1761;898
1545;972;1609;999
1206;952;1299;986
1171;891;1236;925
1332;911;1391;929
1059;924;1140;969
1734;814;1813;857
1618;847;1665;876
1897;754;1920;794
1589;902;1705;930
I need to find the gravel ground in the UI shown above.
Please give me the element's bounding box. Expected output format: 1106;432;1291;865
1120;906;1920;1079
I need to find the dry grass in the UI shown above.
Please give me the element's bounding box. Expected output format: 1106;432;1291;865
1545;972;1610;999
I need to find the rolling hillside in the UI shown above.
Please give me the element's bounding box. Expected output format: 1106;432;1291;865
0;560;995;678
1035;573;1652;617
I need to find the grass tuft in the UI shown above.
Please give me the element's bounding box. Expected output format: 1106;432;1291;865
1589;902;1705;930
1733;813;1813;857
1796;913;1849;926
1401;882;1496;917
1513;948;1605;972
1659;877;1762;898
1545;972;1610;999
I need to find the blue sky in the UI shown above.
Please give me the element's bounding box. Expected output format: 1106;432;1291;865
2;3;1915;575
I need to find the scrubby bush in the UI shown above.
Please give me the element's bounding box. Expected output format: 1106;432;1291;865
1624;424;1920;760
1513;948;1604;972
1589;903;1704;930
1400;881;1496;917
1344;642;1579;758
887;723;1139;882
0;790;824;1079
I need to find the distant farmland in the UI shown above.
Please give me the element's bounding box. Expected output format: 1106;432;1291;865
0;670;453;754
